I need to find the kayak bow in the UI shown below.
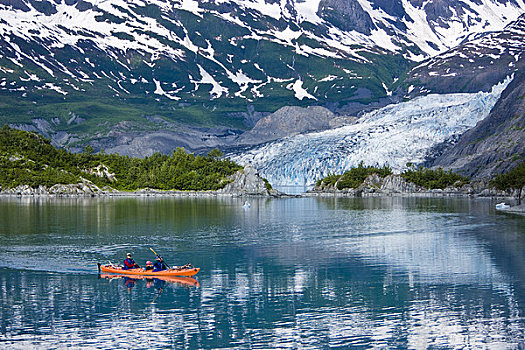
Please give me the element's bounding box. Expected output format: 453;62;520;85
98;263;200;277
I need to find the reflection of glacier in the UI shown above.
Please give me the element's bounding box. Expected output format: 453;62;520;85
2;197;524;348
230;201;523;348
256;202;509;286
336;210;504;284
231;79;510;186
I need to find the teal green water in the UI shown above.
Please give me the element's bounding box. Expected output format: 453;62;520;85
1;196;525;349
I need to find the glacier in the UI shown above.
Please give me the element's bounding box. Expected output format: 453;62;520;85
229;78;512;187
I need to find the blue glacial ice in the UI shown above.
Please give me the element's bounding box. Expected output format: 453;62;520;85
229;78;511;186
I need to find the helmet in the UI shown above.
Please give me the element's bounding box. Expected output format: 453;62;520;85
127;253;132;257
146;261;153;265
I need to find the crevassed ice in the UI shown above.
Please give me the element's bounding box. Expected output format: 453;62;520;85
230;77;512;187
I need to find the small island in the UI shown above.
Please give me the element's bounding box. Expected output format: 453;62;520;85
308;162;525;207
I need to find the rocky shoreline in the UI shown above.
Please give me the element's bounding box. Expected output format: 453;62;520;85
0;166;291;198
306;174;525;201
1;171;523;208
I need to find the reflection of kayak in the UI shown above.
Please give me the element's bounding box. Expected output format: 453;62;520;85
98;263;200;277
100;273;200;287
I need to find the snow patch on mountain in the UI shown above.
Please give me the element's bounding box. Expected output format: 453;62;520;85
193;65;228;99
230;77;512;186
2;0;523;66
295;0;323;24
288;80;317;101
179;0;203;16
153;79;180;101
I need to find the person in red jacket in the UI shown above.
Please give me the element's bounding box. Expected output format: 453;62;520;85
123;253;139;269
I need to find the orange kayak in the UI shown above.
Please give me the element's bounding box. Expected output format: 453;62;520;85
98;263;200;277
99;273;200;287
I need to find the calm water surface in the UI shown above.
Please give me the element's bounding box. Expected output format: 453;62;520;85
0;196;525;349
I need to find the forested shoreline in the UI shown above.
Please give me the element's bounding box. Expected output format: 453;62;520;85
0;125;242;192
313;162;525;201
2;125;524;200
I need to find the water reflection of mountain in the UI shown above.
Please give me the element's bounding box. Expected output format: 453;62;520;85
1;197;524;348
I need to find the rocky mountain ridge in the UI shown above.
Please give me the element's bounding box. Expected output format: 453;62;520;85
1;0;524;154
405;12;525;96
427;69;525;178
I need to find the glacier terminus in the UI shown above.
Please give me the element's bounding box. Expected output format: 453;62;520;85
230;78;512;187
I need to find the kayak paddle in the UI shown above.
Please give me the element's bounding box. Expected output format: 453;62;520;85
150;247;171;269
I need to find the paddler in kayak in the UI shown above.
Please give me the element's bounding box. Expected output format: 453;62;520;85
123;253;140;270
153;256;168;272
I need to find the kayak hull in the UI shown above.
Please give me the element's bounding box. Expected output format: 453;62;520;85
99;273;200;287
99;264;200;277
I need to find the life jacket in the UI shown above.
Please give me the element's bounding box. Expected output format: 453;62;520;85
123;258;137;269
153;261;166;272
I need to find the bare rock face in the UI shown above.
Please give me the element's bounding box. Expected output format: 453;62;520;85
0;180;105;196
356;174;420;195
48;182;102;195
317;0;374;34
380;175;419;193
428;69;525;178
236;106;356;146
219;166;279;196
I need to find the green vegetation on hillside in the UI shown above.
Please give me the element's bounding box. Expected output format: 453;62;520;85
400;167;470;189
315;163;469;190
316;163;393;190
490;162;525;201
0;125;242;191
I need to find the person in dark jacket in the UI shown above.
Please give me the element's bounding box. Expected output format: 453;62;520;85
123;253;139;270
153;257;167;272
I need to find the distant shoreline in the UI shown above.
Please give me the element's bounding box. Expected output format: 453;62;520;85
0;187;519;201
0;189;263;198
0;186;294;198
2;188;524;213
303;189;516;199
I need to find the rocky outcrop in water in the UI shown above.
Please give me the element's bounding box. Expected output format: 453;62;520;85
0;181;108;196
219;166;284;197
0;167;283;197
308;174;524;199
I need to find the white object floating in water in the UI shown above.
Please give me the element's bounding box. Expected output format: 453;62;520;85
242;201;251;210
495;202;510;210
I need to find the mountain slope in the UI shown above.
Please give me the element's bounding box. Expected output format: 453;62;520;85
1;0;524;153
427;70;525;178
405;13;525;95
